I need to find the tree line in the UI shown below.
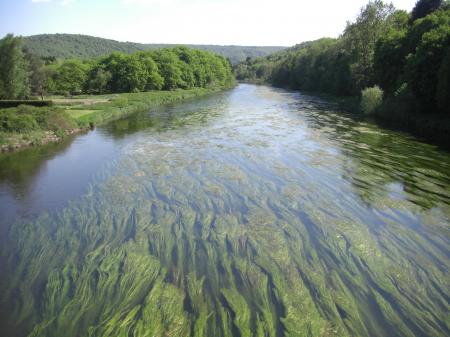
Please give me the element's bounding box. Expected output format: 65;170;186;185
23;34;285;66
235;0;450;115
0;35;235;99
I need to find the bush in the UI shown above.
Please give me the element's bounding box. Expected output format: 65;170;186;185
35;109;76;131
0;105;76;134
0;109;40;133
361;85;384;115
12;114;40;132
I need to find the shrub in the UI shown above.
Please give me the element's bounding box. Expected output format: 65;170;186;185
12;114;40;132
0;105;76;134
0;109;40;133
36;109;75;132
361;85;384;115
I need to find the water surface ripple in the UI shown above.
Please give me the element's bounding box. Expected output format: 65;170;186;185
0;84;449;337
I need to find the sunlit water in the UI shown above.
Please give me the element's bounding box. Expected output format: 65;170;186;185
0;84;449;337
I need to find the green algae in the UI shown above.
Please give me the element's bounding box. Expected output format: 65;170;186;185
1;85;449;337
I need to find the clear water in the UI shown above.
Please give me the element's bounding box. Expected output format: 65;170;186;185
0;84;449;337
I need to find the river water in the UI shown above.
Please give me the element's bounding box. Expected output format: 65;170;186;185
0;84;449;337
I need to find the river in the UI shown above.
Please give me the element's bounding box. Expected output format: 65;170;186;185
0;84;449;337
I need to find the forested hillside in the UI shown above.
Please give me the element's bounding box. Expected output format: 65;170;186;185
0;35;235;98
23;34;285;65
236;0;450;119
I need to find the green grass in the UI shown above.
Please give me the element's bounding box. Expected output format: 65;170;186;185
65;109;98;119
0;85;234;151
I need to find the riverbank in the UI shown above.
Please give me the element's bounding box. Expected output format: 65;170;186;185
2;84;449;337
330;94;450;149
0;85;233;152
264;85;450;149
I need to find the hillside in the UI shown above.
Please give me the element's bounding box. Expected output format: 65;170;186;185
23;34;286;65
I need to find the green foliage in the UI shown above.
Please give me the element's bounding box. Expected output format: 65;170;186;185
23;33;286;65
403;11;450;109
411;0;443;21
0;34;31;99
112;97;129;108
0;105;75;134
86;67;112;94
50;60;89;95
0;86;228;149
236;1;450;117
100;53;148;93
24;49;48;98
373;12;409;94
361;85;384;114
136;52;164;90
39;47;234;95
436;47;450;114
342;0;395;90
0;39;235;100
150;50;185;90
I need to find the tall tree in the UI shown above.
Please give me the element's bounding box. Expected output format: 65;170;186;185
343;0;395;91
52;60;89;95
411;0;442;22
24;48;48;99
0;34;31;99
87;67;112;94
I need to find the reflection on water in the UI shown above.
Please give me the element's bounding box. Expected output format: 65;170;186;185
0;85;449;337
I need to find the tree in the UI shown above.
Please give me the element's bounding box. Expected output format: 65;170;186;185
436;47;450;114
136;52;164;90
52;60;89;95
411;0;442;22
101;53;148;93
404;21;450;108
0;34;31;99
151;50;185;90
373;11;410;94
87;66;112;94
24;48;48;99
343;0;395;91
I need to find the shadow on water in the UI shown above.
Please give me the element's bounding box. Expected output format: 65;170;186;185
0;85;449;337
0;136;77;233
288;95;450;211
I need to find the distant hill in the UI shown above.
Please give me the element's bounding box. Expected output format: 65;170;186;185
23;34;286;65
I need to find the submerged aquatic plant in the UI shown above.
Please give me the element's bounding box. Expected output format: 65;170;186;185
1;85;449;337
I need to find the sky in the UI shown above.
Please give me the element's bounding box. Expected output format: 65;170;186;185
0;0;418;46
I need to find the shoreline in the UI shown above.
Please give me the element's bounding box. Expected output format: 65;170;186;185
245;82;450;150
0;85;234;153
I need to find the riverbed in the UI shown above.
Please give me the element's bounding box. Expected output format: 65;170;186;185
1;84;449;337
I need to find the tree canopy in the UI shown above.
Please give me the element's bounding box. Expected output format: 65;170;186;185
235;0;450;115
0;34;30;99
0;35;235;98
23;34;285;66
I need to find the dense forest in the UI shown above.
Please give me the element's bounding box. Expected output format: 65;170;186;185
0;34;235;99
236;0;450;117
24;34;285;66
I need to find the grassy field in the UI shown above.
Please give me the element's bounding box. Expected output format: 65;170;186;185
0;86;232;152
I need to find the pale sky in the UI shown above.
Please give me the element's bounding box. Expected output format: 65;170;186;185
0;0;418;46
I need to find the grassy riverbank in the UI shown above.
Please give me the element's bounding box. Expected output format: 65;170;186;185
0;85;232;152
